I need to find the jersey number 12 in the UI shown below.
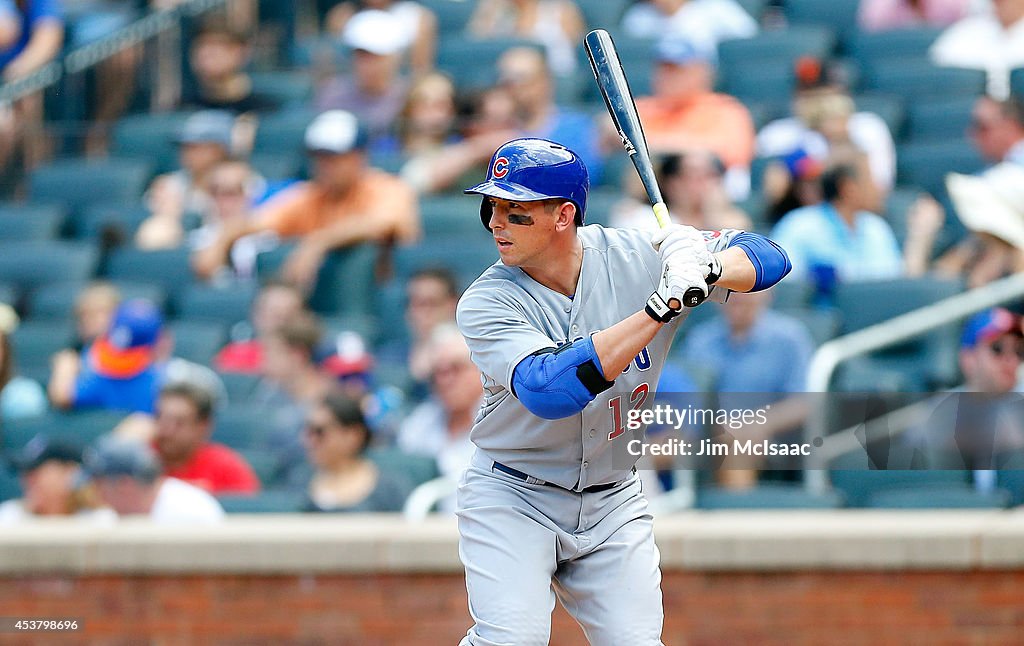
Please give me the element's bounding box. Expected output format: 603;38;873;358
607;382;650;441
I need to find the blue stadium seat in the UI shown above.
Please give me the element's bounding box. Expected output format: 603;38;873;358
437;36;539;89
217;490;306;513
373;280;408;348
70;202;149;241
321;313;381;348
828;449;972;507
853;94;905;140
27;280;166;321
174;283;257;326
289;34;348;68
775;306;840;347
783;0;860;40
29;158;152;218
218;372;261;404
249;71;313;107
239;449;279;487
9;322;74;374
0;203;65;241
866;485;1011;509
736;0;769;20
211;405;273;450
583;189;621;227
0;282;16;307
848;27;944;68
167;320;227;365
834;277;964;390
419;0;479;35
0;467;21;503
883;187;923;248
111;112;191;175
256;243;377;316
718;27;836;72
866;63;985;102
0;241;99;290
250;152;302;182
0;410;130;454
897;139;985;197
577;0;630;29
906;96;978;143
366;447;440;490
103;247;193;298
996;452;1024;506
393;235;497;288
720;60;795;105
696;483;844;509
419;195;492;238
1012;67;1024;99
253;109;317;155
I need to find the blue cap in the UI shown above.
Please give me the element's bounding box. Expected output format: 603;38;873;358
81;435;161;483
88;299;163;379
961;308;1022;348
655;37;716;67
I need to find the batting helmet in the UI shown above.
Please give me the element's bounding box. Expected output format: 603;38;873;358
464;138;589;230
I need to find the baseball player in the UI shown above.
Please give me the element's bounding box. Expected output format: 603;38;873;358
455;138;791;645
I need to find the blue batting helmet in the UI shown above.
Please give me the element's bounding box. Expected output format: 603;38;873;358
464;138;589;230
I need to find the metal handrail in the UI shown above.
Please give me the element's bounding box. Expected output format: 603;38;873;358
804;271;1024;492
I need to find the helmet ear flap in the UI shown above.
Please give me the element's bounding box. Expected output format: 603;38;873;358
479;198;493;231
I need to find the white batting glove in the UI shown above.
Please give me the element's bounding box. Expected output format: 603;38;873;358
646;258;709;323
651;224;722;285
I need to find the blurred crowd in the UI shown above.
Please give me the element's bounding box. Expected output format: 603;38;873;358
1;0;1024;520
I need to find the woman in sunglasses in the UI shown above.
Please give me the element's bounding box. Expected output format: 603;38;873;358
302;392;411;512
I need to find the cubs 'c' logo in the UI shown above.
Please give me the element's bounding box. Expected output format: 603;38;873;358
492;156;510;179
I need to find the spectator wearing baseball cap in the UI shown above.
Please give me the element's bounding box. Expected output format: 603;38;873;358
322;1;438;77
48;299;165;414
0;435;116;524
632;36;755;197
82;435;224;524
136;110;237;250
620;0;757;51
315;9;411;138
193;109;420;290
322;330;405;443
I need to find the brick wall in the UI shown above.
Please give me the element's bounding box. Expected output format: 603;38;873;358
2;571;1023;645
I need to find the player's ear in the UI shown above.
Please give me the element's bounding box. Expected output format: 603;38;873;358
553;201;576;231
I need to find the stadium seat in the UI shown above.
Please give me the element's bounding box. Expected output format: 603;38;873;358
373;280;408;348
696;483;844;509
321;313;381;348
249;71;314;107
419;0;476;35
27;280;166;321
70;202;149;241
239;449;280;487
718;27;836;73
775;306;840;347
865;485;1011;509
174;283;257;326
437;36;539;89
720;61;795;105
769;279;812;310
577;0;630;29
110;111;191;175
897;139;985;197
906;96;978;143
217;490;306;513
0;282;16;307
847;27;944;69
866;63;985;102
0;202;65;242
289;34;348;68
853;94;905;140
419;195;492;238
0;241;99;291
250;152;302;182
103;247;193;298
211;405;273;450
583;189;621;227
0;410;130;454
167;321;227;365
828;448;971;507
256;243;378;316
783;0;860;41
1012;67;1024;99
218;372;261;404
393;235;497;288
366;447;440;490
253;109;317;156
834;277;964;389
736;0;769;20
29;158;152;218
996;452;1024;506
0;467;21;503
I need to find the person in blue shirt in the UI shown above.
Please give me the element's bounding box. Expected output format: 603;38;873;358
680;289;815;486
770;163;904;287
48;299;164;415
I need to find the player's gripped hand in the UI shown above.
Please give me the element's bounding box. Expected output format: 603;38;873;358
646;258;708;322
651;223;713;268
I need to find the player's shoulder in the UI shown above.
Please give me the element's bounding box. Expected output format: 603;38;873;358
459;263;525;308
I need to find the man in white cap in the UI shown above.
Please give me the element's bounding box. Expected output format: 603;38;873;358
193;109;420;289
315;9;410;138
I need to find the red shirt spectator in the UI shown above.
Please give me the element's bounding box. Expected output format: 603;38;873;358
163;442;259;495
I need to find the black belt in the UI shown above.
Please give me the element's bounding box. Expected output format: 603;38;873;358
492;461;630;494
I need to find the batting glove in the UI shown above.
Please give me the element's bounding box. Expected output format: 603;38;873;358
646;258;709;323
651;224;722;284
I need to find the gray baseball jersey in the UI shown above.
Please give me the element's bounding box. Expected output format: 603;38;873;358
456;223;741;490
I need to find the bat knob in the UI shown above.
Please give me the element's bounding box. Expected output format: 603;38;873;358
683;288;706;308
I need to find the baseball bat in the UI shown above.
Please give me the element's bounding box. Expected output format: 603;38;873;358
584;29;706;309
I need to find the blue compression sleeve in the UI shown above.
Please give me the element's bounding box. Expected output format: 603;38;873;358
728;232;792;292
512;336;614;420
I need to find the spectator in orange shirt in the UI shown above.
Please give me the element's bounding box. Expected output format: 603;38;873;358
193;109;420;290
153;382;260;495
633;37;755;199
